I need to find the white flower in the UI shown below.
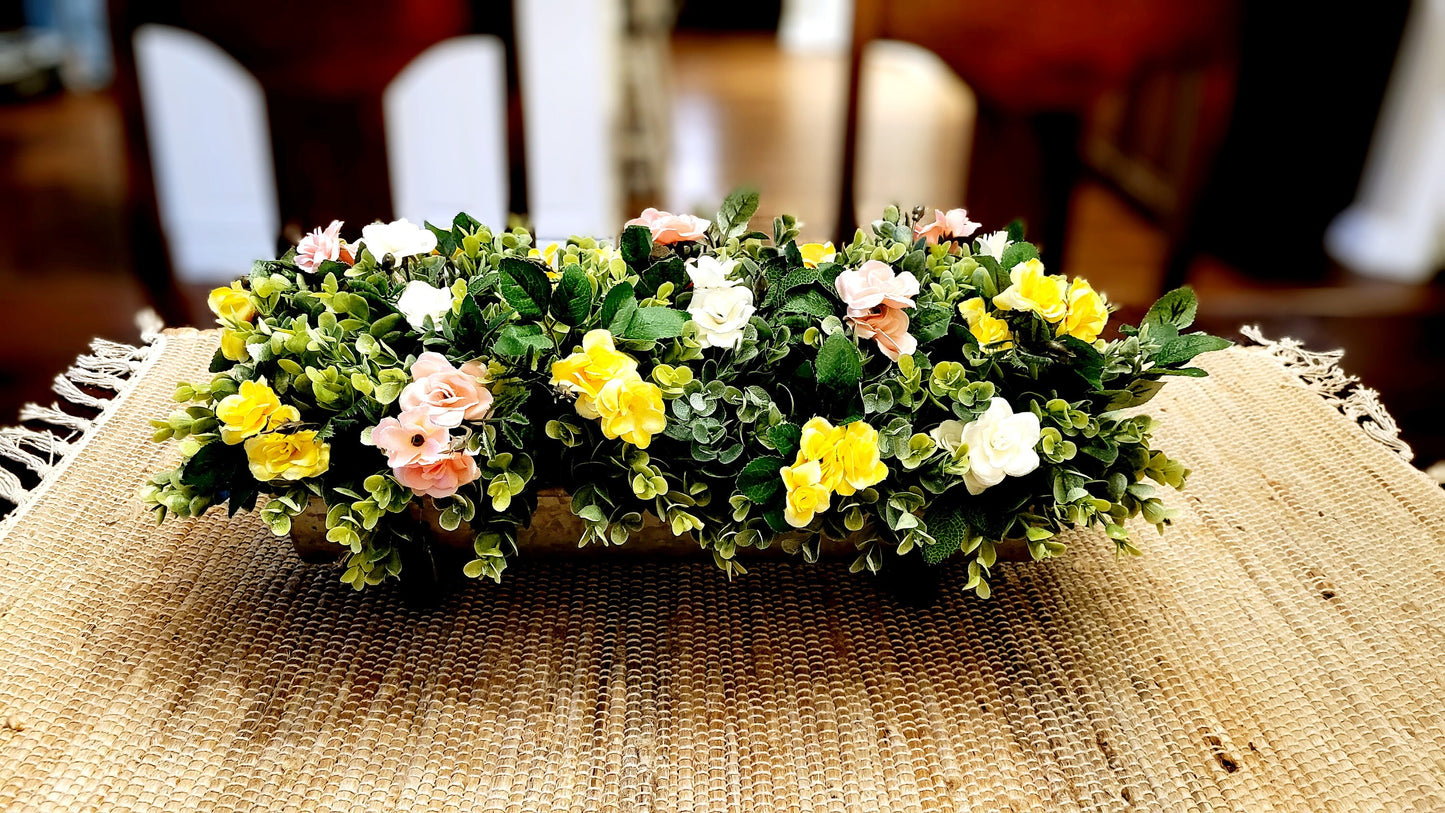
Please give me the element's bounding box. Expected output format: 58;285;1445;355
961;397;1041;495
976;230;1011;261
360;218;437;264
686;255;739;289
688;285;755;349
396;280;453;330
929;420;966;457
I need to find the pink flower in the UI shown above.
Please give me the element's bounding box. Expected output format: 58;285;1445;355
368;407;449;467
835;260;920;314
392;452;480;499
850;305;918;361
625;208;710;244
296;220;344;273
914;208;981;246
399;352;493;428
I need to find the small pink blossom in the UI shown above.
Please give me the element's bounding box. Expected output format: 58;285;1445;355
625;208;710;244
369;407;449;467
914;208;981;246
850;305;918;361
399;352;493;428
835;260;920;314
296;220;344;273
392;452;480;498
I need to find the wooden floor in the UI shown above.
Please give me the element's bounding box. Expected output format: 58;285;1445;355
0;33;1440;466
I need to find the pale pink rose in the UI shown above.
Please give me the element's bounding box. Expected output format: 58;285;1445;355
368;407;449;467
625;208;711;244
850;305;918;361
914;208;981;246
835;260;920;314
296;220;344;273
392;452;480;499
399;352;493;427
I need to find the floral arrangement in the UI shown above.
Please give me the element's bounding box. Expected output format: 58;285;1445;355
143;192;1230;596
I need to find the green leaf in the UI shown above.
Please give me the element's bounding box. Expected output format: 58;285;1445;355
179;440;246;494
637;256;685;300
816;331;863;391
779;288;837;319
498;257;551;318
623;307;688;341
922;502;966;565
621;225;652;268
770;422;801;458
1005;218;1026;243
550;264;594;326
600;281;635;327
493;324;553;357
424;221;458;257
1142;287;1198;332
608;297;639;336
713;188;760;242
738;455;786;503
1154;333;1231;366
1058;334;1105;388
911;305;952;344
998;241;1039;271
456;290;486;341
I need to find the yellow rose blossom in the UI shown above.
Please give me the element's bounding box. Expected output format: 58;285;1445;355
219;329;251;362
958;298;1013;350
992;258;1067;323
1058;278;1109;343
798;242;836;269
797;416;843;489
833;421;888;497
781;459;831;528
549;329;639;418
207;281;256;323
243;431;330;481
215;380;288;445
593;373;667;449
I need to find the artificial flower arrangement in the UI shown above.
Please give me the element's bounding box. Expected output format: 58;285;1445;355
143;191;1230;597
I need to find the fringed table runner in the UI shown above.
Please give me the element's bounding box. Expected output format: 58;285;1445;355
0;327;1442;812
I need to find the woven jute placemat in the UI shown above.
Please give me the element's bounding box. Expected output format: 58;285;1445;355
0;328;1442;811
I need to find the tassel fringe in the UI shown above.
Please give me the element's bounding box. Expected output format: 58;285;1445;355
1241;325;1414;463
0;309;164;517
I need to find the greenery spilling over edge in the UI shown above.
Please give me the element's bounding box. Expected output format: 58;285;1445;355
142;191;1230;597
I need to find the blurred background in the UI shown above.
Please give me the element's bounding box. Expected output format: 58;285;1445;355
1;0;1441;469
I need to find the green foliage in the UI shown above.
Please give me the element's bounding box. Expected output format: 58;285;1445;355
146;190;1230;596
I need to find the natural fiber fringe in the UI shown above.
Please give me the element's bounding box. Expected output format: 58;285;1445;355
0;309;163;511
1240;325;1413;462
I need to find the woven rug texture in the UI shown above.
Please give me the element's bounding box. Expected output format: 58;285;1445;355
0;328;1442;812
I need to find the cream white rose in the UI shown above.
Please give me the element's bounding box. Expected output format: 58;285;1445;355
396;280;453;330
929;420;966;457
686;255;739;289
976;230;1011;261
961;397;1041;495
688;285;755;349
360;218;437;264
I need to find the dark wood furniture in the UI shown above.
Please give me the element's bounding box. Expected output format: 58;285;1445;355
837;0;1237;287
107;0;529;323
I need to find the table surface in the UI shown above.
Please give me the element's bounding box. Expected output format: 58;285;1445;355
0;328;1442;812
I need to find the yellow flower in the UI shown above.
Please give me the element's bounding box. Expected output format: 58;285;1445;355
594;373;667;448
781;459;831;528
528;241;562;267
215;380;288;445
799;242;836;269
207;281;256;323
550;329;639;418
833;421;888;496
992;258;1067;323
243;431;330;481
796;416;843;489
958;298;1013;350
1058;278;1108;343
219;329;251;362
